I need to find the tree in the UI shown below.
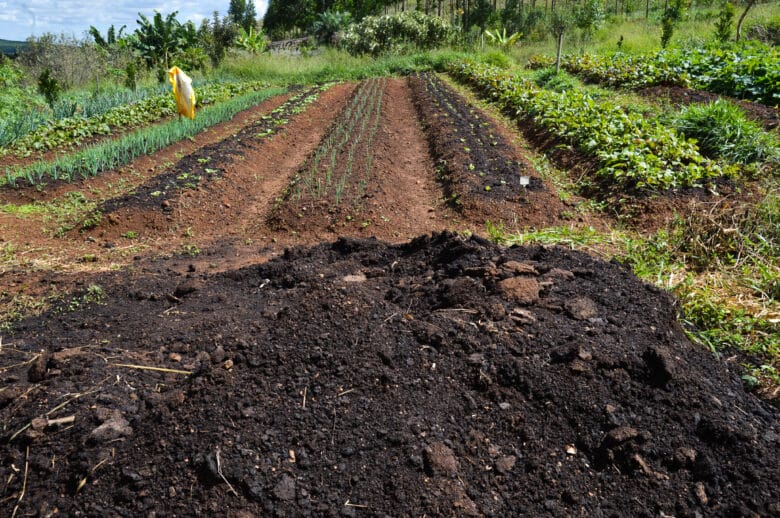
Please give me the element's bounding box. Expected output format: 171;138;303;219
199;12;238;67
312;10;353;44
714;1;735;42
89;25;128;48
736;0;757;41
229;0;258;33
574;0;604;52
134;11;198;80
661;0;686;48
549;7;574;74
264;0;316;38
37;68;60;108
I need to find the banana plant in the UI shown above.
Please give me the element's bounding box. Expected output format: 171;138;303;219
235;27;268;54
484;28;522;49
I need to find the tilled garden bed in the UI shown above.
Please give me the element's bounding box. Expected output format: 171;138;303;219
409;72;571;228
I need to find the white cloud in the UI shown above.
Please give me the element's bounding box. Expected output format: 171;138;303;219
0;0;270;41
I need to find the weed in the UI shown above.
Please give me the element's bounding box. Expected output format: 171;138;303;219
671;100;779;165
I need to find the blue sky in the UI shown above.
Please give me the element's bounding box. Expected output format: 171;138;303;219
0;0;269;41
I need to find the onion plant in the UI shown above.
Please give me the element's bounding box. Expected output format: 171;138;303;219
2;87;286;187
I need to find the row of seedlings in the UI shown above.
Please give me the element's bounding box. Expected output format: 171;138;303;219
98;85;332;214
408;71;539;216
271;78;386;229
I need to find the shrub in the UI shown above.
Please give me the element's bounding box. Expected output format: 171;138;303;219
481;50;513;69
714;2;735;43
532;67;578;91
37;68;61;108
340;12;454;56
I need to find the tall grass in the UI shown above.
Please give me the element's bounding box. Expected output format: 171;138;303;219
218;47;481;85
671;100;779;165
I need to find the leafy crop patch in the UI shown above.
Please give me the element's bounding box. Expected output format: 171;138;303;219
449;61;723;197
529;42;780;107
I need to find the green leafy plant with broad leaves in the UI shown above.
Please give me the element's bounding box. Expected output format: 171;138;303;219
449;60;722;194
133;11;200;80
527;41;780;106
235;27;268;54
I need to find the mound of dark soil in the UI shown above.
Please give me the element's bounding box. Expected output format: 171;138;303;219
1;233;778;517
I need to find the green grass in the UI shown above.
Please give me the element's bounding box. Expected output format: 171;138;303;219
217;47;484;85
670;100;779;165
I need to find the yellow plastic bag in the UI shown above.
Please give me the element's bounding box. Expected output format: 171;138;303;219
168;66;196;120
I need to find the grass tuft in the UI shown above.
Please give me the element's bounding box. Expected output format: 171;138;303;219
672;100;780;165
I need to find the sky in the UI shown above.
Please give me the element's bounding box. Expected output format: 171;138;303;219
0;0;269;42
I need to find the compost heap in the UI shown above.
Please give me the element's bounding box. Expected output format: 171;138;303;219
1;232;778;517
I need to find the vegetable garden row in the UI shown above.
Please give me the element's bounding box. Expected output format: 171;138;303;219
528;41;780;107
98;85;329;216
449;60;724;194
409;72;540;214
271;78;387;230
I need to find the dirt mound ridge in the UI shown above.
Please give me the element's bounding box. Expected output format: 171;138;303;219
2;233;778;516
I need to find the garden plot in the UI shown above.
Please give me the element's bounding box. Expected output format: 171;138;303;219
0;67;777;517
409;72;571;228
270;78;388;231
98;86;327;215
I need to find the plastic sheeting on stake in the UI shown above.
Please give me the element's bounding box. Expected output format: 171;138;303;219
168;66;196;120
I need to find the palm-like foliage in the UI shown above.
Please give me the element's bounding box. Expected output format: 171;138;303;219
312;10;353;45
133;11;197;74
235;27;268;54
484;28;522;49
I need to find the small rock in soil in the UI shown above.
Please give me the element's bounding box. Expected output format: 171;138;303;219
499;277;540;305
273;474;296;501
502;261;539;276
643;345;678;387
423;442;459;476
604;426;640;446
694;481;709;506
564;297;599;320
88;414;133;443
0;386;21;408
174;280;201;298
494;455;516;474
27;351;49;382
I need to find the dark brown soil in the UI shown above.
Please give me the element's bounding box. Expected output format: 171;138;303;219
1;233;778;517
409;73;572;228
